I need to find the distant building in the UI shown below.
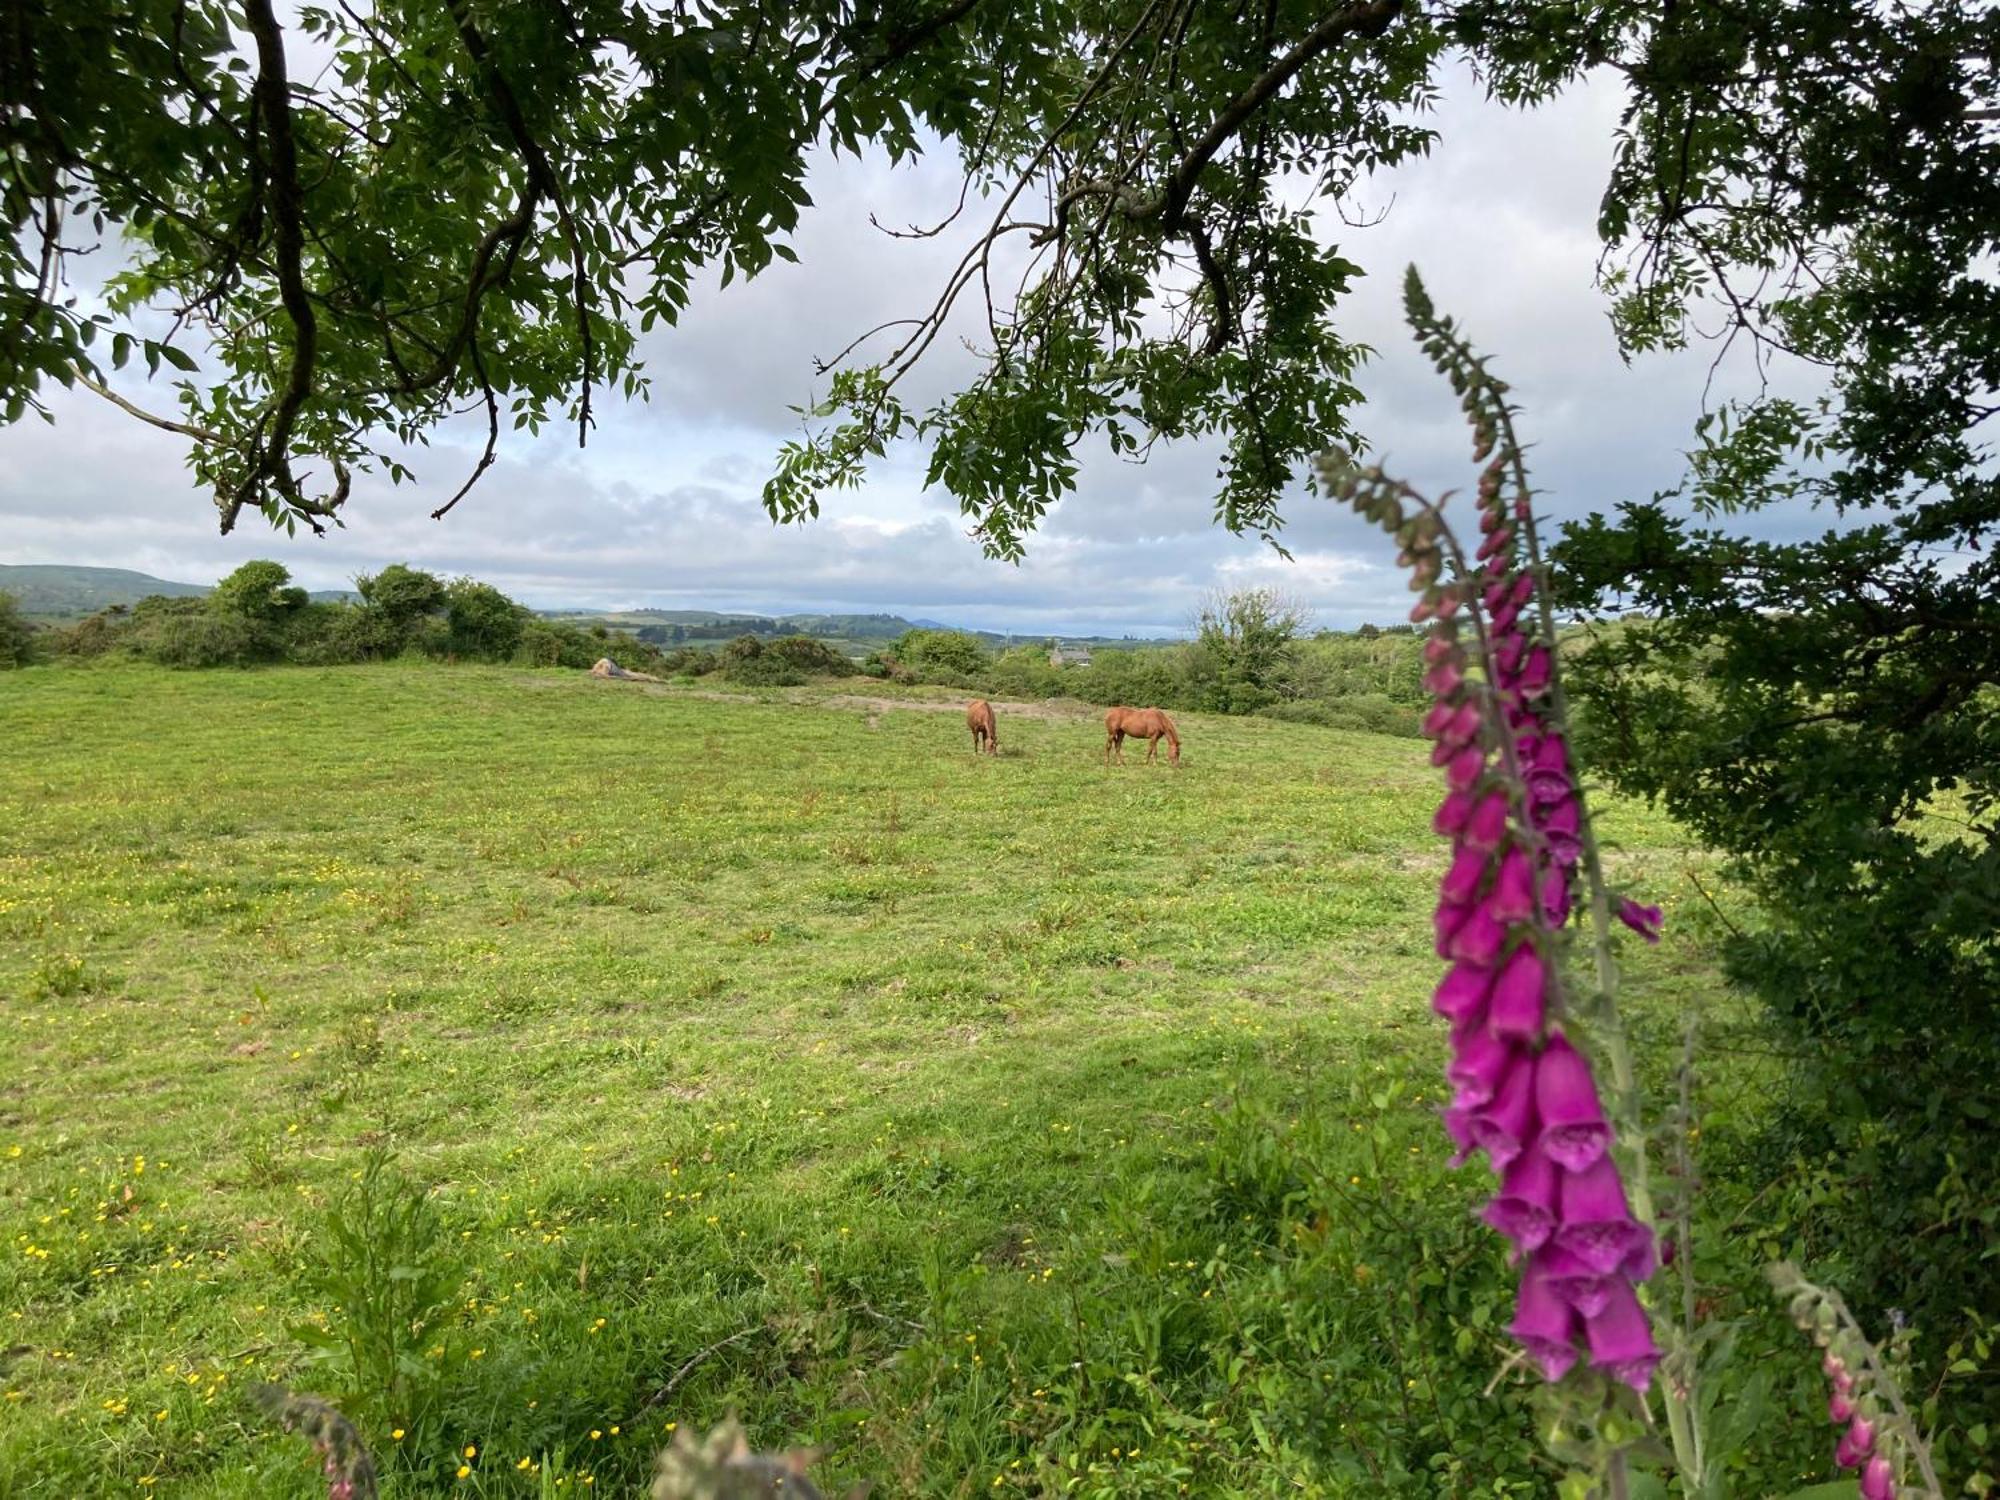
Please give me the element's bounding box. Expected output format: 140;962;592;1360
1048;646;1094;667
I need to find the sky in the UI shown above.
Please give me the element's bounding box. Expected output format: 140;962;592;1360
0;59;1821;636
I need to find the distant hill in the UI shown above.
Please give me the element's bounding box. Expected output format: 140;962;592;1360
1;563;1177;647
0;564;209;619
0;564;357;619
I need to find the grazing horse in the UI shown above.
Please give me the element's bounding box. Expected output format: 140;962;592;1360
1104;706;1180;765
966;699;999;756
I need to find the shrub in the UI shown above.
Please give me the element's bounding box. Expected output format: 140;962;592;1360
1259;694;1421;737
212;559;308;620
284;603;402;665
0;591;38;667
354;564;445;627
761;634;855;676
147;609;273;668
892;628;989;681
443;578;526;659
717;634;803;685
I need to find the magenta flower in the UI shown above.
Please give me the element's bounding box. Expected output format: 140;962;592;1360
1481;1144;1559;1251
1447;1028;1515;1106
1488;848;1537;923
1616;898;1664;943
1441;844;1490;906
1518;645;1553;696
1555;1154;1652;1274
1432;962;1492;1023
1384;462;1661;1397
1830;1390;1857;1425
1845;1416;1877;1462
1540;866;1572;927
1583;1278;1661;1391
1538;1243;1618;1318
1433;791;1474;838
1510;1256;1582;1381
1446;904;1506;966
1469;1053;1537;1170
1445;745;1486;792
1463;791;1510;852
1424;659;1466;697
1486;943;1546;1041
1434;899;1471;956
1532;1034;1611;1171
1861;1456;1896;1500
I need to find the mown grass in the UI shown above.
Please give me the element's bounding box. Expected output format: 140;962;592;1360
0;664;1782;1498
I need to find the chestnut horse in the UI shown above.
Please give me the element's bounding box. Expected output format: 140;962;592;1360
1104;706;1180;765
966;699;998;755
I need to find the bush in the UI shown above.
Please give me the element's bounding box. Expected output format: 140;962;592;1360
717;634;802;685
0;591;38;667
212;559;308;620
147;610;273;668
760;634;855;676
284;603;402;665
892;628;989;681
1259;694;1421;737
443;578;526;659
355;564;445;627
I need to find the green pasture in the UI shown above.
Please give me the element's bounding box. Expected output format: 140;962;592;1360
0;665;1803;1498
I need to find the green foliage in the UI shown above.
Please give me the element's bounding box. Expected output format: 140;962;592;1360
292;1151;462;1426
0;592;38;667
147;608;276;668
714;633;855;687
889;629;989;683
1186;589;1310;714
356;564;446;628
443;578;527;660
210;560;307;621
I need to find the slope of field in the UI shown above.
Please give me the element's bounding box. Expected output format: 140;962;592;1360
0;665;1727;1497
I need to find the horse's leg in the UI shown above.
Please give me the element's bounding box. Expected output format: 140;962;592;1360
1145;733;1158;762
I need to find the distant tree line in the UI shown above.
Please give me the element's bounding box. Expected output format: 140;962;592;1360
4;564;856;687
867;588;1430;737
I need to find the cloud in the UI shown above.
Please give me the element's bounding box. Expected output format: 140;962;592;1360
0;63;1832;632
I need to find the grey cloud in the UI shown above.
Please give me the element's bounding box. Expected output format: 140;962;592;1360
2;66;1837;633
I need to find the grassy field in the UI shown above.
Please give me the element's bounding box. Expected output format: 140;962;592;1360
0;664;1737;1498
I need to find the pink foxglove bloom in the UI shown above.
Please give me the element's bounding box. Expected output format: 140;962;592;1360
1845;1416;1876;1462
1510;1256;1582;1381
1448;1028;1514;1106
1518;645;1553;696
1583;1278;1661;1391
1441;844;1490;906
1486;943;1546;1040
1616;898;1665;943
1488;848;1537;923
1532;1034;1611;1171
1445;745;1486;792
1446;904;1506;967
1481;1143;1559;1251
1830;1390;1857;1425
1463;791;1510;852
1539;1243;1619;1318
1433;790;1475;838
1861;1456;1896;1500
1469;1054;1537;1170
1540;866;1572;927
1555;1155;1652;1274
1433;962;1492;1023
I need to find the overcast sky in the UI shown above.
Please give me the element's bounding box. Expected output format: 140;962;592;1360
0;62;1820;635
